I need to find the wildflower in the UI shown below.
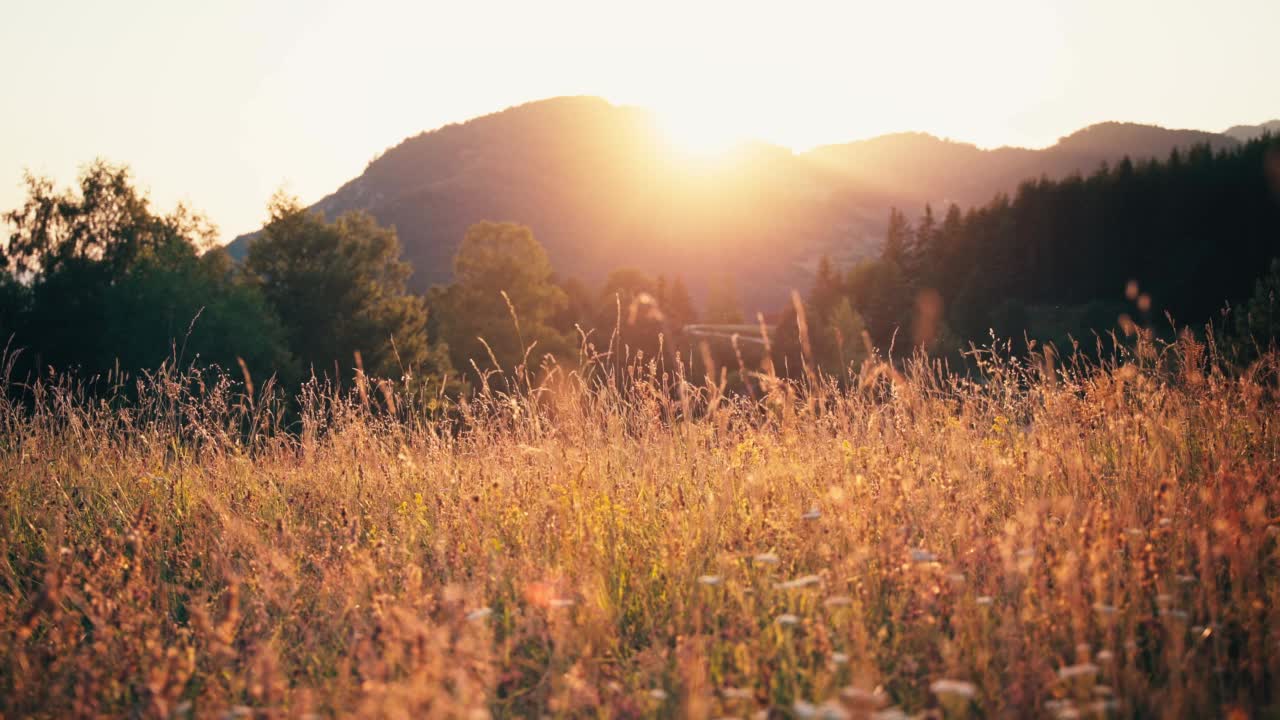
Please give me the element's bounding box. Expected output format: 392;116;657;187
775;574;822;590
803;508;822;521
909;548;938;563
1044;699;1079;719
776;613;800;626
753;552;780;565
824;595;853;607
1058;663;1100;681
831;652;850;665
840;686;885;707
930;679;977;699
465;607;493;622
976;595;994;606
549;598;575;608
698;574;723;586
947;572;966;585
796;700;851;720
816;700;852;719
1158;517;1172;527
1096;650;1114;663
648;689;669;701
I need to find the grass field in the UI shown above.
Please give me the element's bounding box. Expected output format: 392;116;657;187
2;333;1278;718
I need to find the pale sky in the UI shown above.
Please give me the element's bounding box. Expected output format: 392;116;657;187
2;0;1277;242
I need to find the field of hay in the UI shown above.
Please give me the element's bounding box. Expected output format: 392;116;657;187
2;336;1278;718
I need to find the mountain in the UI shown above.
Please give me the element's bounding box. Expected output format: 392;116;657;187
804;122;1237;210
229;97;1247;312
1223;120;1280;142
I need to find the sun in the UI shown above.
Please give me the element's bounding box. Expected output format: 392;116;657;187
654;106;746;159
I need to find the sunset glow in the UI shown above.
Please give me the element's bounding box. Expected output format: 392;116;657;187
1;0;1277;239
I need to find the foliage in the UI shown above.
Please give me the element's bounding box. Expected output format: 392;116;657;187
244;195;451;388
706;272;744;324
432;222;571;379
0;161;291;379
1237;257;1280;350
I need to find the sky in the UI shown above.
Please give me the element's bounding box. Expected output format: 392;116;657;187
2;0;1278;242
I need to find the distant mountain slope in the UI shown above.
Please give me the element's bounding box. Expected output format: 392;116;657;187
1223;120;1280;142
803;122;1238;210
229;97;1247;311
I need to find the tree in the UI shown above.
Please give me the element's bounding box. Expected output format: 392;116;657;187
882;207;912;267
706;272;744;324
822;297;869;373
663;275;697;328
1;161;291;379
245;195;449;386
809;255;843;320
434;222;570;377
1237;257;1280;349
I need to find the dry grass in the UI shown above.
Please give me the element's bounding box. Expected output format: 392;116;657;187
1;331;1278;718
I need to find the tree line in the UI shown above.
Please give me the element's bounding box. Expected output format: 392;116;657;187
773;133;1280;374
0;162;725;395
3;134;1279;398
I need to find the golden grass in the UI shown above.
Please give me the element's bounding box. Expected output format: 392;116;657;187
1;333;1278;718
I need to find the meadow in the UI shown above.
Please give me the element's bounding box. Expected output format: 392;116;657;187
2;330;1277;718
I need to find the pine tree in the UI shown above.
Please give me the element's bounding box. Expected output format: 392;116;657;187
883;208;912;267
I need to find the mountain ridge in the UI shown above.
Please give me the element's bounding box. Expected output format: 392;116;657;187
230;97;1270;311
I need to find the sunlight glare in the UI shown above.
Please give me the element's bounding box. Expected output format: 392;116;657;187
655;105;748;159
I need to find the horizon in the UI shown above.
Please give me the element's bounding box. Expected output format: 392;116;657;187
3;0;1279;241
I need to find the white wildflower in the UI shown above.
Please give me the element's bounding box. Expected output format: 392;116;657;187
775;574;822;590
930;679;977;699
1058;663;1100;681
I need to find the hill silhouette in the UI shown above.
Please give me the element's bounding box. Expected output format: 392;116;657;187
229;96;1257;311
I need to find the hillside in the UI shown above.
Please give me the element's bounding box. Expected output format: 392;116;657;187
229;97;1250;311
1224;119;1280;142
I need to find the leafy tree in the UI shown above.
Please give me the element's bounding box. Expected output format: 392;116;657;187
822;296;869;372
434;222;570;376
244;195;449;386
662;275;697;328
1;161;290;379
705;272;744;324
